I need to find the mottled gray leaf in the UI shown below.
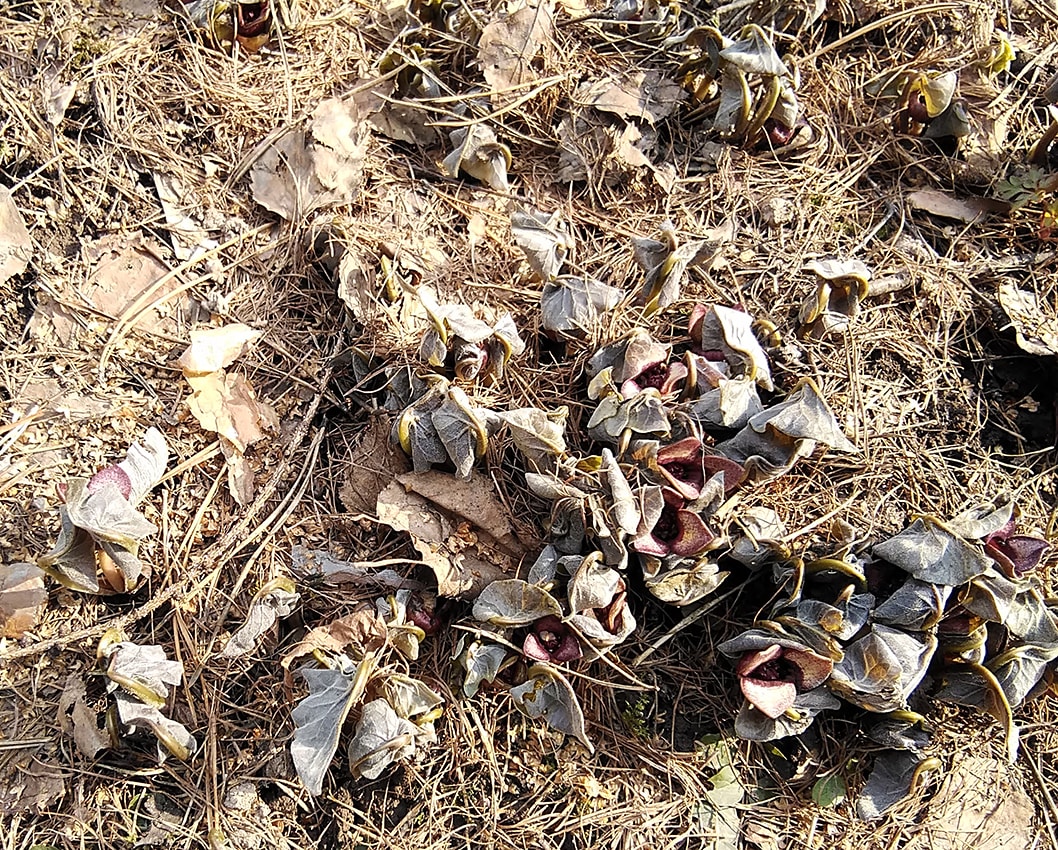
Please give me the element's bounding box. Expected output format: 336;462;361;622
458;640;508;697
511;207;571;281
498;407;567;466
105;641;184;706
510;664;593;751
646;560;728;607
694;304;773;390
719;26;788;76
734;687;840;741
988;643;1058;707
568;556;622;613
856;751;931;820
441;125;510;192
873;518;991;585
431;386;487;480
64;479;157;549
473;579;562;626
221;583;300;659
829;626;935;712
541;276;624;333
873;579;950;630
601;448;639;535
947;498;1013;540
377;674;444;722
38;509;100;593
347;698;419;780
113;691;197;762
290;656;371;796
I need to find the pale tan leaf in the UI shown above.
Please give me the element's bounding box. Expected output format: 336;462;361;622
177;324;262;375
0;562;46;638
0;186;33;285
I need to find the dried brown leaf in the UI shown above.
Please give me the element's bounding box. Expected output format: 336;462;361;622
0;562;46;638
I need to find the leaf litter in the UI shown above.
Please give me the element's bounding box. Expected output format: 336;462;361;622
2;0;1058;847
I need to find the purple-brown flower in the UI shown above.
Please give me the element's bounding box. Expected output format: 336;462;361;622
656;436;744;499
985;520;1048;577
87;465;133;500
736;643;833;719
620;359;688;399
633;488;714;558
523;615;582;663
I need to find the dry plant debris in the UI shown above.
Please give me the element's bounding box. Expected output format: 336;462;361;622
2;0;1058;847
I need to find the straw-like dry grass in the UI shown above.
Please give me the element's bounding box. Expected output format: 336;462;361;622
1;0;1057;846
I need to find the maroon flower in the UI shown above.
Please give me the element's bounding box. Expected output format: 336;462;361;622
86;465;133;500
523;615;582;663
620;359;688;399
736;643;833;719
656;436;744;499
615;333;688;399
407;594;442;636
984;520;1048;577
633;488;714;558
236;1;271;39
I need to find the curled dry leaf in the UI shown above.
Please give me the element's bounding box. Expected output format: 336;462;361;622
220;578;300;659
996;283;1058;357
716;378;857;482
57;674;110;759
798;259;872;336
375;474;518;598
103;639;184;707
178;324;277;505
347;698;420;780
0;562;46;638
510;664;593;752
281;606;388;670
0;186;32;286
690;303;772;390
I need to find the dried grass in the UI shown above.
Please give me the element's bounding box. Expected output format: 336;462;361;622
1;0;1058;847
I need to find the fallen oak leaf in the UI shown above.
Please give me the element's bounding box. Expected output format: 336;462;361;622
176;324;262;375
57;674;110;759
0;186;32;285
478;0;554;103
376;476;514;598
280;606;388;671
